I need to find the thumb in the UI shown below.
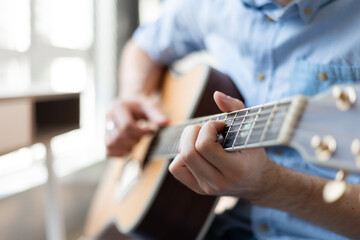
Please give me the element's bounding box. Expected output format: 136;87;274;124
213;91;245;112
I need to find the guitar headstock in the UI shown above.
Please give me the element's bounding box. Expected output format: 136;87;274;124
290;84;360;173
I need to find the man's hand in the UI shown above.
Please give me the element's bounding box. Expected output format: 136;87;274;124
169;91;279;201
105;96;168;157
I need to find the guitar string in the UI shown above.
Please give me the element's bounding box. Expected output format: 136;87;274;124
153;107;288;141
149;122;284;156
173;99;291;127
148;102;291;155
159;105;289;136
161;103;289;131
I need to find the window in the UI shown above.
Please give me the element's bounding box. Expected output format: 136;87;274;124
139;0;162;25
0;0;30;52
0;0;93;91
0;0;31;91
0;0;95;196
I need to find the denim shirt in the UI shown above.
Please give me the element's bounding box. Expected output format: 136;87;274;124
133;0;360;239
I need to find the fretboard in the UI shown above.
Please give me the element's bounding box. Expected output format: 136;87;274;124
148;95;307;158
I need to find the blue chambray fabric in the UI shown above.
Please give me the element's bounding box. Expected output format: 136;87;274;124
132;0;360;239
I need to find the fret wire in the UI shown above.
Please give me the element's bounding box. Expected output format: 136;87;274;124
231;111;247;149
159;126;176;155
249;131;275;137
259;103;277;144
154;110;286;155
185;113;220;126
221;104;289;132
173;125;184;153
167;129;174;154
244;107;262;146
230;115;272;128
221;114;234;147
223;103;289;148
174;126;183;154
169;134;176;154
161;133;168;154
149;100;292;157
228;104;289;122
245;128;269;137
223;112;285;133
155;112;225;156
222;121;283;135
166;128;172;154
182;101;290;130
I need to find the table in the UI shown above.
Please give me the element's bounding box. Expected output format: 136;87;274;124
0;89;80;240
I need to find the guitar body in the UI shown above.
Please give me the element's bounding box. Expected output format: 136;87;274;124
84;65;243;239
84;63;360;239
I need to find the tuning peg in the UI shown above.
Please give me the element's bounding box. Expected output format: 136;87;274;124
323;170;350;203
332;86;357;111
351;139;360;168
334;169;348;181
311;135;337;161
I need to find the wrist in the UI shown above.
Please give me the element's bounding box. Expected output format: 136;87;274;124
251;163;317;212
250;159;282;205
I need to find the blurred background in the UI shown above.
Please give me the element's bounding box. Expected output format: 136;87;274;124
0;0;162;239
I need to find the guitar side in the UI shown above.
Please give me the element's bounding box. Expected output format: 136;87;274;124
83;65;243;239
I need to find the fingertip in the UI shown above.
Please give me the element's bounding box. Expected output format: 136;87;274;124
152;109;169;125
204;120;226;133
157;116;169;126
168;154;181;174
213;91;227;104
217;120;227;129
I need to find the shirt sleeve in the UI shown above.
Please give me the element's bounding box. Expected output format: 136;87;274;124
132;0;206;64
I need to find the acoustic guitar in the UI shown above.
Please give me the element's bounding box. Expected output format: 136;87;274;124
83;65;360;240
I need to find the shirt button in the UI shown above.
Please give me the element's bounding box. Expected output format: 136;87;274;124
266;16;275;22
257;72;266;81
317;72;328;81
304;6;312;15
258;223;269;232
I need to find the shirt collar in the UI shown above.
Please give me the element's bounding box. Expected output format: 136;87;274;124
241;0;334;24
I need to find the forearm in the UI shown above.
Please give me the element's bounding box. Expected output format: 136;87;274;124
255;162;360;239
119;39;165;99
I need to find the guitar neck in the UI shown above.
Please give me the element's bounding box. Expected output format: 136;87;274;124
149;95;307;158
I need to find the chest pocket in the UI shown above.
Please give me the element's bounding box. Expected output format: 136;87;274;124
290;59;360;96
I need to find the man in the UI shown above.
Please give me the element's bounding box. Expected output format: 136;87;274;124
105;0;360;239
